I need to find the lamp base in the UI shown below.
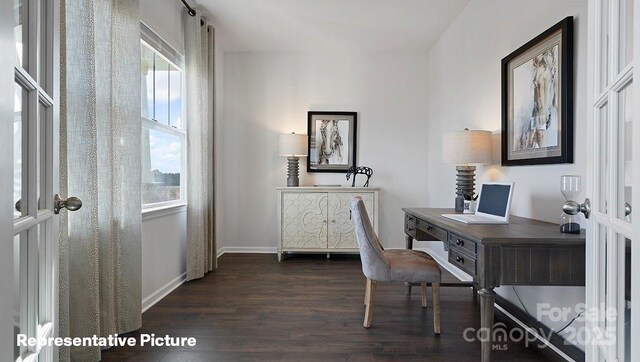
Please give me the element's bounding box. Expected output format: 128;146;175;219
287;156;300;187
454;165;476;212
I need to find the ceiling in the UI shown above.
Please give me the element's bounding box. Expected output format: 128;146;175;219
197;0;471;52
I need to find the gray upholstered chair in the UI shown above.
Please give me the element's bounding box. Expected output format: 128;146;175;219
350;197;442;334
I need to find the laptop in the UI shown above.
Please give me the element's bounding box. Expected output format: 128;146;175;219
442;182;515;224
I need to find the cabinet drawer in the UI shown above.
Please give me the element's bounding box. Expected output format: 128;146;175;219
449;248;477;277
448;233;477;257
417;219;448;241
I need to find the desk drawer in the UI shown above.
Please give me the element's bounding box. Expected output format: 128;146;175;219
417;219;448;241
448;233;477;256
449;248;476;277
404;222;417;239
405;213;418;227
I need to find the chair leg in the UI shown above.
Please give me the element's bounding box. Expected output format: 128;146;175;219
364;279;371;306
363;279;377;328
432;282;441;334
421;283;428;308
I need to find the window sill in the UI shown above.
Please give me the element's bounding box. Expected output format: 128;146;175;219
142;203;187;221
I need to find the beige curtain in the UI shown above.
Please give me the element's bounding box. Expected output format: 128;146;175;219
184;10;216;280
59;0;142;360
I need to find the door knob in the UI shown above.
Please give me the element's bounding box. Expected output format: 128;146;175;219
562;198;591;219
54;194;82;214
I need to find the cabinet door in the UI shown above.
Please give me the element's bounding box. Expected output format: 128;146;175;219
328;192;374;249
282;193;328;249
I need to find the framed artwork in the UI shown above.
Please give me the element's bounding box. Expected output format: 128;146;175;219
501;16;574;166
307;111;357;173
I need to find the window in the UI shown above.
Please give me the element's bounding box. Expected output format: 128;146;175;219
140;28;185;208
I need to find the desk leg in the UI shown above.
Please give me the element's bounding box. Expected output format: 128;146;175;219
405;234;414;295
478;288;495;362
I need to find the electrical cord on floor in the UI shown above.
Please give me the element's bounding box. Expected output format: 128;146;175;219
556;312;584;334
512;286;530;315
512;286;583;334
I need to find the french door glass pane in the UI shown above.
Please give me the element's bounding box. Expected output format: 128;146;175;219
14;0;23;66
38;101;51;210
620;0;634;70
14;83;25;219
599;0;610;92
598;103;609;214
617;81;632;222
598;225;608;334
616;233;631;361
34;224;41;329
155;55;170;125
38;0;49;92
13;234;21;361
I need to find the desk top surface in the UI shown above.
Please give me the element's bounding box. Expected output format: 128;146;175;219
402;208;585;246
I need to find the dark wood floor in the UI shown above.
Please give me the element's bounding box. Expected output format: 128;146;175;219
102;254;561;361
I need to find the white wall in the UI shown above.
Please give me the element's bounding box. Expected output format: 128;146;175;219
425;0;588;349
139;0;184;53
141;211;187;310
220;51;430;251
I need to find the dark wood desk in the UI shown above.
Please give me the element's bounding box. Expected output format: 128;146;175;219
403;208;585;362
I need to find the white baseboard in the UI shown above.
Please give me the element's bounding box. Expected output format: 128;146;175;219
216;246;277;258
142;272;187;313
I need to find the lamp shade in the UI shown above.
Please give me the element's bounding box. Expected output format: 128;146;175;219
442;129;492;165
279;133;308;157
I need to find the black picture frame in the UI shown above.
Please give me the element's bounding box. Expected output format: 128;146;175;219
307;111;357;173
501;16;574;166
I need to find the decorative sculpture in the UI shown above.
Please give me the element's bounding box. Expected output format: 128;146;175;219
346;166;373;188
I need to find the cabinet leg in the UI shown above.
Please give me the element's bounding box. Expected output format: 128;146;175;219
478;288;496;362
277;251;282;262
326;252;330;259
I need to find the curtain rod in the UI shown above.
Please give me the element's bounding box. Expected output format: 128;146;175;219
180;0;196;17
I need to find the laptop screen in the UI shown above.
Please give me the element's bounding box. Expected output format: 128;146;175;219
477;184;511;217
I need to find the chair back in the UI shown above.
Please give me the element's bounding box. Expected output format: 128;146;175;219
350;197;390;281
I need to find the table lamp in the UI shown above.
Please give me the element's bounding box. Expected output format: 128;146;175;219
442;129;492;212
279;132;308;187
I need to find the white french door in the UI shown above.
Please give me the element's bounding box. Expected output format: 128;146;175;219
587;1;639;361
6;0;61;361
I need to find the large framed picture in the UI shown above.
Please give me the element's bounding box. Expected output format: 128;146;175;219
501;17;574;166
307;111;357;173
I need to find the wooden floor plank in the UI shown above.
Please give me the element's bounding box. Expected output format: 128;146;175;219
102;254;560;361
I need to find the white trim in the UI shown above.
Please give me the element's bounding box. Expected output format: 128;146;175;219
142;272;187;313
142;204;186;221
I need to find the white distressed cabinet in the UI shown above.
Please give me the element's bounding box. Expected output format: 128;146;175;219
276;187;379;261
